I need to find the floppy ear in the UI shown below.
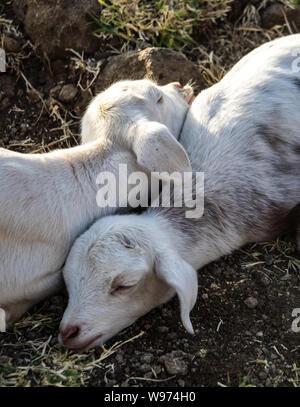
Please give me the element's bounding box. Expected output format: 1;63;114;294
155;253;198;334
131;121;192;175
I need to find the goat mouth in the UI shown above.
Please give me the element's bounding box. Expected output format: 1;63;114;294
65;334;104;351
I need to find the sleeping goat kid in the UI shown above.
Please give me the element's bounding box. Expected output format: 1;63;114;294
0;80;193;326
59;35;300;351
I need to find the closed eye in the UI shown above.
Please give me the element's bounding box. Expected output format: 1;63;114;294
110;284;137;296
157;95;163;103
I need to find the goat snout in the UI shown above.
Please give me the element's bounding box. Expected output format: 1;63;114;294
59;324;104;351
60;325;80;346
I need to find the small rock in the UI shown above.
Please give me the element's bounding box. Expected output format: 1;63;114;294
153;365;162;375
143;371;153;379
260;276;270;286
157;326;169;333
202;293;209;300
0;97;11;111
58;84;78;103
140;353;154;364
95;47;205;94
261;3;285;29
258;371;267;380
115;353;123;363
159;351;188;375
229;0;250;22
256;331;263;337
162;309;172;318
265;378;272;387
167;332;177;340
27;89;40;104
13;0;102;57
261;3;300;30
0;75;15;98
139;363;152;373
244;296;258;309
264;254;274;265
3;36;21;53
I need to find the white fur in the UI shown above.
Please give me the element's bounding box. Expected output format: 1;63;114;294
59;35;300;351
0;79;192;325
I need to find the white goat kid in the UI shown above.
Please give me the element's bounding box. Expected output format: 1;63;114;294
0;79;193;326
59;35;300;351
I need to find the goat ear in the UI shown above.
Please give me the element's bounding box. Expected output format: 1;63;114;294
155;253;198;334
131;122;191;175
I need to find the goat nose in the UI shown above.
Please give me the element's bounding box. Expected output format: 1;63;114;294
60;325;80;345
172;82;183;89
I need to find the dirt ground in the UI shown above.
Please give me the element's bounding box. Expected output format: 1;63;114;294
0;0;300;387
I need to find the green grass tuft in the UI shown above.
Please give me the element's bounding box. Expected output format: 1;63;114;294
89;0;232;50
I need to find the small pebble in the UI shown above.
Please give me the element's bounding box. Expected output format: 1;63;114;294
0;97;10;111
244;296;258;309
58;84;78;103
143;371;153;379
140;353;154;364
260;276;270;286
3;36;21;53
159;351;188;375
139;363;151;373
157;326;169;333
27;89;40;104
115;353;123;363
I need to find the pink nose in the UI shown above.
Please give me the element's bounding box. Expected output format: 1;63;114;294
60;325;80;346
